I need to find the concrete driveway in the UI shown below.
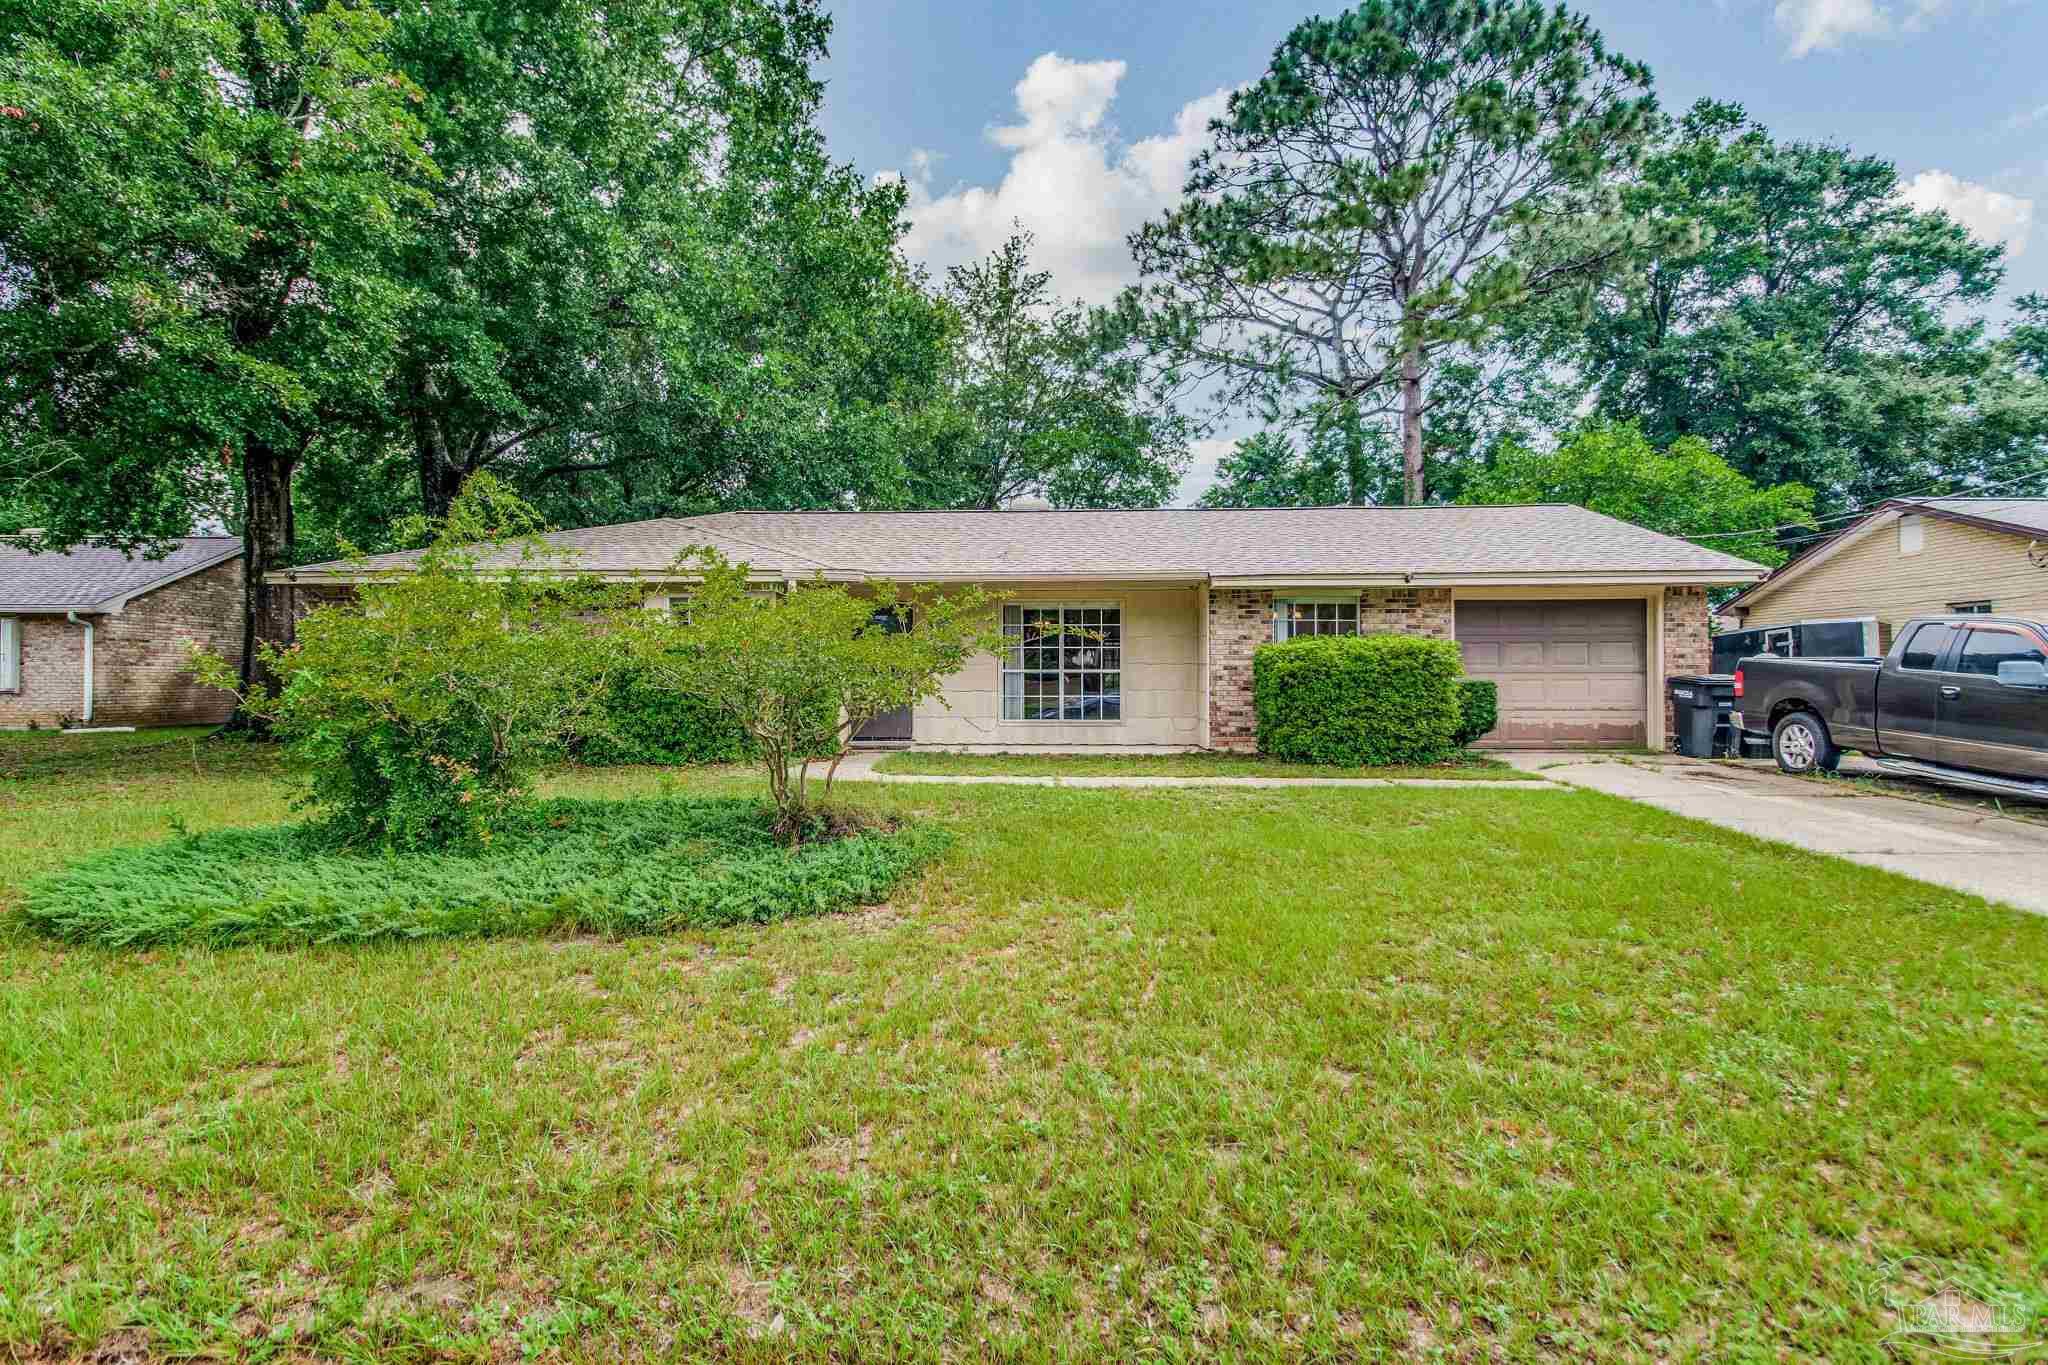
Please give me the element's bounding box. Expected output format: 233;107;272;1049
1504;751;2048;916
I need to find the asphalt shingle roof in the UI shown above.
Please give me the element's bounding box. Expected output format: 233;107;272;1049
280;506;1766;583
1901;497;2048;536
0;536;242;611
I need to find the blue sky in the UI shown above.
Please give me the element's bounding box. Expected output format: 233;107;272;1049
814;0;2046;496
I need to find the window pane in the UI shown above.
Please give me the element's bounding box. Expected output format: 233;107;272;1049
1959;630;2046;677
1003;604;1022;627
1900;623;1957;671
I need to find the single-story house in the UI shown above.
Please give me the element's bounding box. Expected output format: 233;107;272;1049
1;535;245;730
1726;497;2048;650
275;505;1767;750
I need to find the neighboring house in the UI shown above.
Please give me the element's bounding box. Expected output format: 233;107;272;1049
0;536;244;730
1727;498;2048;651
275;505;1766;750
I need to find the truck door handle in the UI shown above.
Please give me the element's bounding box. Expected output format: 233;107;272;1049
1940;685;1961;699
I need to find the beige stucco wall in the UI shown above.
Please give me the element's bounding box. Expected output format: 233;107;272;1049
911;582;1204;748
1736;515;2048;638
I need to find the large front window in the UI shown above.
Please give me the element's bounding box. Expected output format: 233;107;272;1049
1002;604;1121;721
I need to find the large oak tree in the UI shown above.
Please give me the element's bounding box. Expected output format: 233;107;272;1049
1529;99;2036;517
1;0;431;687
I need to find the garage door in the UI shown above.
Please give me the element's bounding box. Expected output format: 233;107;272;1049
1455;600;1647;748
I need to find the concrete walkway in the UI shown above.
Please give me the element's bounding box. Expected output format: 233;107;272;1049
1506;751;2048;916
831;748;1564;791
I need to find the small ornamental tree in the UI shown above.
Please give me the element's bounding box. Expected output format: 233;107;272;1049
622;551;1007;839
192;475;631;849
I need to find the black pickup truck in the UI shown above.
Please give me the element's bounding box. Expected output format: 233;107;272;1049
1733;614;2048;798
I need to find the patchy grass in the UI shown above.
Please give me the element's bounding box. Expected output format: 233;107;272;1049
2;745;2045;1359
871;748;1535;780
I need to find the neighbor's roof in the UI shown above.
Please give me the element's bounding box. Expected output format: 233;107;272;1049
274;505;1766;587
1726;496;2048;613
0;536;242;612
1894;496;2048;537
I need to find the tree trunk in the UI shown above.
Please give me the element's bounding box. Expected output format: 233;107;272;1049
1400;347;1426;505
1338;400;1367;505
228;438;297;731
411;373;465;519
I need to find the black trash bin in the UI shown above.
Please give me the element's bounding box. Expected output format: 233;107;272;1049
1667;674;1736;757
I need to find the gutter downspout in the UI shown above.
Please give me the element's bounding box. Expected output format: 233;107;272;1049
64;611;94;725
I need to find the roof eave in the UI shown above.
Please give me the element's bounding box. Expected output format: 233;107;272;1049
1213;570;1766;589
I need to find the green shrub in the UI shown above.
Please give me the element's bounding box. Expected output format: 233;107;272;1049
1253;633;1464;766
1453;679;1500;748
191;475;631;850
576;669;755;765
20;797;947;949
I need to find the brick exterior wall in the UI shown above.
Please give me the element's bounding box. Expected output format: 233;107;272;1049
1662;586;1710;749
1205;586;1458;751
1;557;246;729
1358;587;1455;639
1205;588;1271;750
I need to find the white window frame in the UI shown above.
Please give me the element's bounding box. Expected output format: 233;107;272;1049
1947;600;1994;615
1272;595;1360;642
0;616;17;692
1001;602;1122;723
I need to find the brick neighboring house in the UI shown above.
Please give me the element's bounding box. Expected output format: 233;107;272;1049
0;536;244;729
278;506;1764;751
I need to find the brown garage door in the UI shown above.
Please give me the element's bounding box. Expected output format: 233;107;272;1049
1455;600;1647;748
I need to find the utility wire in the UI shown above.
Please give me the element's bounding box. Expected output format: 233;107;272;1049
1679;456;2048;541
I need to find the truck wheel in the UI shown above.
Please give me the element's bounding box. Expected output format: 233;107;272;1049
1771;711;1840;775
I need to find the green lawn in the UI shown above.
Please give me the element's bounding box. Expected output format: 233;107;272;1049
872;748;1535;780
0;724;220;777
3;738;2045;1360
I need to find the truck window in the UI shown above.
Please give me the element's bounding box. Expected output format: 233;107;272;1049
1957;629;2047;677
1899;623;1959;671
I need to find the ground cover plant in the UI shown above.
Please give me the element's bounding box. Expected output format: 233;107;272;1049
871;749;1532;779
19;796;945;949
3;735;2046;1358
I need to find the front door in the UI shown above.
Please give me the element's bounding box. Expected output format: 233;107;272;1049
853;608;912;744
1940;624;2048;779
1880;620;1959;761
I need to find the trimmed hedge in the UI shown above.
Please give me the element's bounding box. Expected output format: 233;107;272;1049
1453;679;1500;748
1253;633;1465;766
21;797;947;948
575;668;755;766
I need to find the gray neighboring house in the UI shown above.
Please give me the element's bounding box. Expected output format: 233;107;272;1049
276;505;1767;750
0;536;245;730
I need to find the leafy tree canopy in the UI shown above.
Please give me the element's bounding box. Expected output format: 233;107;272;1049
903;231;1189;509
1457;421;1815;566
1525;99;2031;515
1114;0;1667;504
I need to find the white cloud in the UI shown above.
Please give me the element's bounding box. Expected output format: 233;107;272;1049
884;53;1233;306
1774;0;1891;55
1771;0;2018;54
1179;436;1239;503
1901;169;2035;256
